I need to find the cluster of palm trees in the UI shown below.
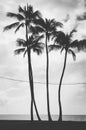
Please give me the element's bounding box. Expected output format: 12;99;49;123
3;4;86;122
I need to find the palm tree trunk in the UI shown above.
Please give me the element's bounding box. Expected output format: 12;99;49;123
45;33;52;121
25;22;33;121
26;23;41;121
28;51;41;121
27;50;34;121
58;50;68;122
28;50;41;121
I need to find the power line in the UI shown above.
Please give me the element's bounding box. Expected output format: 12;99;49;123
0;75;86;86
0;76;28;83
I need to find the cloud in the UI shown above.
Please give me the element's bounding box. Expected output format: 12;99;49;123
58;0;79;8
39;0;79;8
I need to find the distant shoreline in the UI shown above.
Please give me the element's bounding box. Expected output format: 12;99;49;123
0;115;86;121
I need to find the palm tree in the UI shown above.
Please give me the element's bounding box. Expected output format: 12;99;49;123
48;27;84;122
30;18;62;120
15;35;44;119
3;4;42;121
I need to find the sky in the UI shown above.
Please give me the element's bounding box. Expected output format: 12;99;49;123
0;0;86;117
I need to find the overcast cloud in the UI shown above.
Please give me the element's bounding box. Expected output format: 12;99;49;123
0;0;86;115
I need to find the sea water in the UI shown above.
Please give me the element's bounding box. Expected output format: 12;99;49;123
0;115;86;121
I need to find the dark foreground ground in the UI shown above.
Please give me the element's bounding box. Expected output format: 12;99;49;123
0;120;86;130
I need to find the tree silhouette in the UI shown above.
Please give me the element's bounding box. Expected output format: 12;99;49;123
48;26;86;122
15;34;44;118
31;18;62;121
3;4;42;121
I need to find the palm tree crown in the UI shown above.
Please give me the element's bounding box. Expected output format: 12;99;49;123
3;4;42;33
49;28;79;60
30;18;63;39
51;29;86;54
14;35;44;56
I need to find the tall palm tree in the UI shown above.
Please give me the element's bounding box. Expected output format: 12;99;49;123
3;4;42;121
15;35;44;119
48;27;86;122
30;18;62;120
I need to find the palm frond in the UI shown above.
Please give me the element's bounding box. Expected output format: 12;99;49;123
14;48;25;55
45;18;62;32
18;6;25;16
76;39;86;51
27;5;33;13
15;23;25;33
54;21;63;28
33;18;46;29
70;39;86;51
3;22;19;31
33;11;42;19
7;12;25;21
51;30;60;40
69;29;77;38
32;42;44;48
69;25;77;38
26;35;44;49
60;47;65;54
32;45;44;55
48;44;61;52
68;49;76;61
18;6;24;12
23;49;27;57
29;25;44;34
54;31;66;45
16;38;26;47
24;6;26;11
69;40;78;48
31;38;44;54
28;40;44;50
34;35;44;42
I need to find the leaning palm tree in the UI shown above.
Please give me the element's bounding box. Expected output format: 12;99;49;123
30;18;62;120
3;4;42;121
48;27;86;122
15;34;44;119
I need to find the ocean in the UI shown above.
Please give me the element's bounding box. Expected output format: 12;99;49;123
0;115;86;121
